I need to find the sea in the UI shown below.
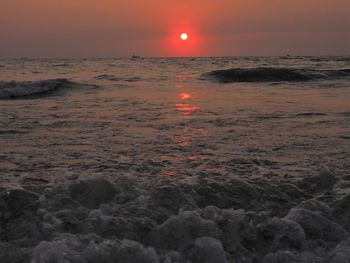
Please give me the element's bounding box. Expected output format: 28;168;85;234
1;56;349;183
0;56;350;262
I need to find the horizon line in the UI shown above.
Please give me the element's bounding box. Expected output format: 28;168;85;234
1;54;350;60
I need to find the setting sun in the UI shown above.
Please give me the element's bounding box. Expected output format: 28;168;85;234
180;33;188;41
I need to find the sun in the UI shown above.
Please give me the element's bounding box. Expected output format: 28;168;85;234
180;33;188;41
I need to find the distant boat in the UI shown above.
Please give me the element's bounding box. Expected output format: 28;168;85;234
132;55;141;59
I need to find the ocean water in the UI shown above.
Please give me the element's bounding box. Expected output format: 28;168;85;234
1;56;349;183
0;56;350;262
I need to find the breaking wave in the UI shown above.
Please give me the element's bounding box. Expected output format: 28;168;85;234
203;67;350;83
0;79;69;99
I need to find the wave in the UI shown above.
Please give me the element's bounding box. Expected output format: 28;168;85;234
295;112;328;117
0;79;69;99
202;67;350;83
95;74;141;82
52;63;72;68
95;74;123;81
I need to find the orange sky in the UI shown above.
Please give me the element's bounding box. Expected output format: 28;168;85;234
0;0;349;57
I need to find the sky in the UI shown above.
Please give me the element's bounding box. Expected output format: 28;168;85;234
0;0;349;57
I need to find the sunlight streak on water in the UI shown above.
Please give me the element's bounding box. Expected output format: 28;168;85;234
175;103;200;117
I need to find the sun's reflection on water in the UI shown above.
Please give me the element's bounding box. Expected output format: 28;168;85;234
179;93;191;100
176;103;200;117
176;91;200;118
171;127;207;147
160;71;206;176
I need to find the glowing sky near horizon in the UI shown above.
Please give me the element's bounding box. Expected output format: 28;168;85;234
0;0;349;57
